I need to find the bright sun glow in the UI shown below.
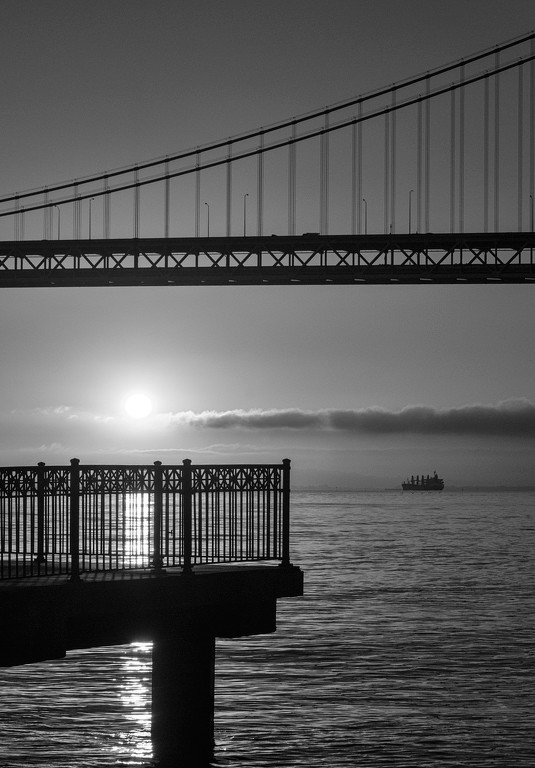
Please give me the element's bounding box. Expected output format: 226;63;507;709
124;392;153;419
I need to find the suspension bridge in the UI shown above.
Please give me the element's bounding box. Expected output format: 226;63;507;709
1;32;535;287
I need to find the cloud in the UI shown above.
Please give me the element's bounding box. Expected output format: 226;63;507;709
168;399;535;437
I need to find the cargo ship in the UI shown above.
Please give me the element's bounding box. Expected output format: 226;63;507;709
402;471;444;491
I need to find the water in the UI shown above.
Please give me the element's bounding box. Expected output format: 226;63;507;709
1;490;534;767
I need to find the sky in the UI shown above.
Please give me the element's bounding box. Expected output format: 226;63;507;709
1;0;535;489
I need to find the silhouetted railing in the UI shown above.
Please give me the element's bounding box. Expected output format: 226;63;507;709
0;459;291;580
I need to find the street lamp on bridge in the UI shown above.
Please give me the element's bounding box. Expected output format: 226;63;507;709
54;206;61;240
204;202;210;237
362;198;368;235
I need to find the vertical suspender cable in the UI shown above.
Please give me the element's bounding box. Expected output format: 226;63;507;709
104;175;110;239
288;121;296;235
531;38;535;233
320;111;329;234
73;182;81;239
357;102;363;234
134;167;140;238
459;64;465;233
226;141;232;237
530;39;534;261
195;150;201;238
484;77;489;232
325;114;331;235
425;75;431;233
43;189;49;239
14;197;19;240
257;131;264;236
417;100;422;234
164;160;170;239
494;51;500;231
450;89;456;233
518;64;524;232
384;112;390;234
352;120;357;235
390;89;396;234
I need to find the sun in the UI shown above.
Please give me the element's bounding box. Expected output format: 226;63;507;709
124;392;153;419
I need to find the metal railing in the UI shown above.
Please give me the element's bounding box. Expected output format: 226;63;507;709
0;459;291;580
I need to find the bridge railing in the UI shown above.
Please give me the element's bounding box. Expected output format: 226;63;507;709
0;459;291;581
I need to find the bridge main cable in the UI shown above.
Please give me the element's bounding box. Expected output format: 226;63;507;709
1;31;534;209
2;50;535;221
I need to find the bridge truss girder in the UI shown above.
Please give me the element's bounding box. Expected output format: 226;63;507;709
0;233;534;287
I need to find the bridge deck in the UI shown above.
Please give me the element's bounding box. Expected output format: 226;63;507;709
1;233;535;286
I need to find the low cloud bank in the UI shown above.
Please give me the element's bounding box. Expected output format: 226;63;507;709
174;399;535;437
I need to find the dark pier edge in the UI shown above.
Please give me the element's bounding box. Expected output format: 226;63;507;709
0;563;304;762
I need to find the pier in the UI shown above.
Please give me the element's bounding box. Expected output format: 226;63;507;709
0;459;303;761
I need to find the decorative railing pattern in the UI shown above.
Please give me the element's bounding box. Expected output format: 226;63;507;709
0;459;291;580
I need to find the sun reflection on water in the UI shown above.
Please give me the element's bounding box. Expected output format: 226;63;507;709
122;494;153;569
112;643;153;763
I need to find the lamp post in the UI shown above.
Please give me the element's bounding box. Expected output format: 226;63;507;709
408;189;414;234
530;195;534;264
204;202;210;237
362;198;368;235
54;206;61;240
243;193;249;237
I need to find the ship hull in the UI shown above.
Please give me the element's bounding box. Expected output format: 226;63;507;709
402;481;444;491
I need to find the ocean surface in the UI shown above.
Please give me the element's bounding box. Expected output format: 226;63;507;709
1;490;534;767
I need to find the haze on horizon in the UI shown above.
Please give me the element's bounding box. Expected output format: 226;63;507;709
1;0;535;489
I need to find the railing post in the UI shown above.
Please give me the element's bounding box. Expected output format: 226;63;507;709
152;461;165;573
34;462;46;565
69;458;80;582
280;458;291;567
182;459;193;575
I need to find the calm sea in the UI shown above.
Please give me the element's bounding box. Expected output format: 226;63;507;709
1;490;534;767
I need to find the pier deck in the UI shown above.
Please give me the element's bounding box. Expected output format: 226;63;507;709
0;562;303;666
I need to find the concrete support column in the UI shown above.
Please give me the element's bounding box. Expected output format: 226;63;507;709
151;629;216;763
